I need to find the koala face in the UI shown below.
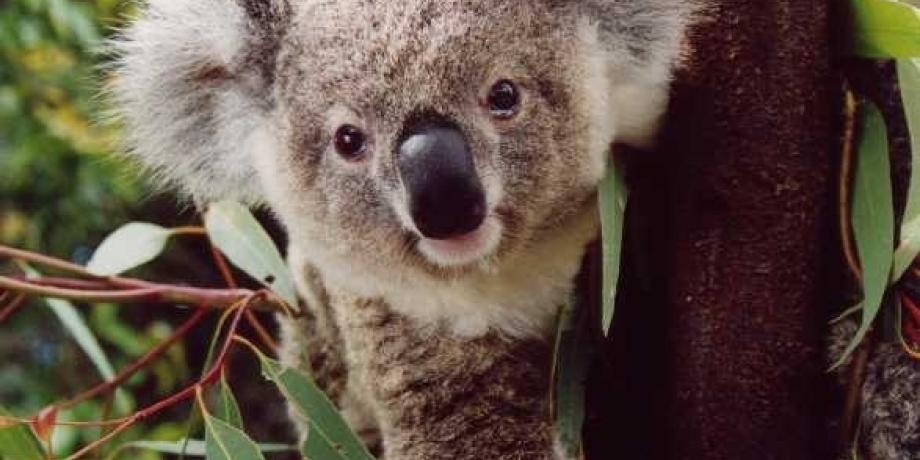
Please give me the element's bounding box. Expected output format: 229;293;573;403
113;0;690;300
255;1;608;282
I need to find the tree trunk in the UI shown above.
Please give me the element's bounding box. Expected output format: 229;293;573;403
589;1;841;458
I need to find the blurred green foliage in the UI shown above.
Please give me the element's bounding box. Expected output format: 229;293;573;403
0;0;140;258
0;2;196;458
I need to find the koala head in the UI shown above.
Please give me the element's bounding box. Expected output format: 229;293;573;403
112;0;690;293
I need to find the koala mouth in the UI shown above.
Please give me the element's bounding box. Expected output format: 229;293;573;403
416;216;503;268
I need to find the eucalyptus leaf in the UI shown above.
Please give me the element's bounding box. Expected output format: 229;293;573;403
893;58;920;280
22;265;132;413
0;407;43;460
552;294;594;459
216;374;245;430
204;201;298;308
846;0;920;58
248;348;374;460
113;439;295;457
834;102;896;369
86;222;175;276
598;163;628;336
203;414;266;460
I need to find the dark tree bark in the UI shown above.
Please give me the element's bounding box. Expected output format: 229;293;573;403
588;2;842;459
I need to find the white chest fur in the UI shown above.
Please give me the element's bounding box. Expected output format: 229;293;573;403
290;206;599;340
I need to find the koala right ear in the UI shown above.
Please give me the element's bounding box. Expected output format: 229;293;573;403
567;0;697;148
109;0;291;205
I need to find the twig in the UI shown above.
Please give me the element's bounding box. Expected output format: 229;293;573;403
209;245;279;353
0;245;96;277
63;299;253;460
841;327;876;449
840;90;862;281
172;226;208;237
0;275;281;312
60;307;210;410
0;293;26;324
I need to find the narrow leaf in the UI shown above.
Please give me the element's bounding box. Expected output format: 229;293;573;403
44;296;132;413
552;294;594;458
0;407;44;460
203;414;266;460
215;374;245;430
834;101;896;368
598;164;628;336
204;201;298;308
86;222;175;276
846;0;920;58
114;439;295;457
22;265;133;413
247;348;373;460
894;58;920;280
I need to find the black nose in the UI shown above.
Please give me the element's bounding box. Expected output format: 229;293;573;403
397;123;486;240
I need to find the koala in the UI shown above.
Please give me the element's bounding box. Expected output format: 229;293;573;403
111;0;692;458
830;320;920;459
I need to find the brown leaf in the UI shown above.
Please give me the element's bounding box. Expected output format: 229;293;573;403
31;406;58;444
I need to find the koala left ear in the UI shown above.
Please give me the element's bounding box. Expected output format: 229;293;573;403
110;0;291;206
570;0;696;148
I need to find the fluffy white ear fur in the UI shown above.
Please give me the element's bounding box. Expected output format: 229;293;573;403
580;0;695;148
109;0;287;205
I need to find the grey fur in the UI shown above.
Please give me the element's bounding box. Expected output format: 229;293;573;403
830;321;920;459
112;1;692;458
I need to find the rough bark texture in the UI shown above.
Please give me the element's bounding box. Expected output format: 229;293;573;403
588;2;841;459
657;2;838;457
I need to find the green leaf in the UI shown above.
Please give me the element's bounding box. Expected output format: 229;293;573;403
0;407;44;460
215;374;244;430
86;222;175;276
834;101;896;368
247;347;373;460
846;0;920;58
21;265;133;413
893;58;920;280
598;163;628;336
204;201;298;308
113;439;296;457
552;294;594;458
45;295;134;414
203;414;266;460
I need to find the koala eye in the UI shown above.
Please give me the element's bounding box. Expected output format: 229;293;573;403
487;80;521;119
333;124;368;161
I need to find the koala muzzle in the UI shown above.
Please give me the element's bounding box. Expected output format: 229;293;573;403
397;124;486;240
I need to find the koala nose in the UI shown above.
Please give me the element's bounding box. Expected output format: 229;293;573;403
397;124;486;240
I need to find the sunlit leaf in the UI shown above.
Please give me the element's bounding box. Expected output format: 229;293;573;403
245;346;373;460
893;58;920;280
0;407;43;460
86;222;175;276
834;101;896;368
203;415;266;460
598;163;628;336
113;439;296;457
204;201;298;308
846;0;920;58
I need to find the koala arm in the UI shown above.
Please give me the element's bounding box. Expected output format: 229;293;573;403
330;293;558;460
830;321;920;459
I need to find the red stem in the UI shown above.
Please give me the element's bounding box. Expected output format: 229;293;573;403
63;300;252;460
0;293;26;324
209;245;280;353
60;307;210;410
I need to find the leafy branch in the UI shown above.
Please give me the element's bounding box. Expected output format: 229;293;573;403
0;202;371;460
